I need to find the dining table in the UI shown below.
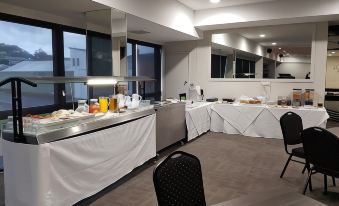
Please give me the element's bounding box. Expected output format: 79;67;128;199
185;102;214;141
210;103;329;139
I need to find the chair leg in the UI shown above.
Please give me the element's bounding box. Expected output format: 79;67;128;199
324;175;328;195
303;171;312;195
280;154;292;178
302;164;307;174
332;176;336;187
309;173;313;192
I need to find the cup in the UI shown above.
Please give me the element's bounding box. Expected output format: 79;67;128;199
117;94;125;108
109;95;118;112
132;94;142;101
99;97;108;113
125;96;132;108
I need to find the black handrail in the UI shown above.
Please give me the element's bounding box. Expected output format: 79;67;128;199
0;77;37;143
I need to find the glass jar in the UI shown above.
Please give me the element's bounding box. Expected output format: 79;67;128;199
292;89;302;107
89;99;100;114
304;89;314;106
75;100;89;113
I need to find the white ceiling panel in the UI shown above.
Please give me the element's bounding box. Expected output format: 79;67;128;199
177;0;284;10
232;23;315;47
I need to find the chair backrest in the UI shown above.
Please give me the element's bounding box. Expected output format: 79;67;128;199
153;151;206;206
302;127;339;172
280;112;303;145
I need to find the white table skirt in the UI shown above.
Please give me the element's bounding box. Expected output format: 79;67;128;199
3;114;156;206
211;104;329;139
186;102;214;141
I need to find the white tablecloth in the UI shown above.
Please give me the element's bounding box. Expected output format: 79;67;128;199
186;102;214;141
211;104;329;139
3;114;156;206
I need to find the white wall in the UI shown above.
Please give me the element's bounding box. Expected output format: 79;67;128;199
255;58;263;78
276;56;311;79
276;63;311;79
164;22;328;103
195;0;339;30
326;56;339;89
93;0;200;38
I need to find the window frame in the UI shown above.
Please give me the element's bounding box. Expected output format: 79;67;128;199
127;39;162;101
0;13;89;119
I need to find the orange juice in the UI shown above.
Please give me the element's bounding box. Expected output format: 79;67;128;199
99;97;108;113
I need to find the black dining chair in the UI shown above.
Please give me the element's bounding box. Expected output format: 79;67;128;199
279;112;308;178
302;127;338;195
153;151;206;206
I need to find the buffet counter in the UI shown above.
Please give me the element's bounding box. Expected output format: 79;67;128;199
3;109;156;206
211;103;329;139
2;108;155;144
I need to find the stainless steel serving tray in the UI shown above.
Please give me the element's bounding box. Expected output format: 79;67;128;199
2;109;155;145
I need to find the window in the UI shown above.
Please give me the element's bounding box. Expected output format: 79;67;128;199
236;58;255;78
211;54;227;78
87;33;113;98
127;40;161;100
0;20;54;111
0;13;161;118
127;42;136;94
63;31;87;102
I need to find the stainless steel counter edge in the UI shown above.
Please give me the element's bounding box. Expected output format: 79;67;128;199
3;109;155;145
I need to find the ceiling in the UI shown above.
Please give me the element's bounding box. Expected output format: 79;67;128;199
177;0;284;10
233;23;315;48
214;23;315;57
0;0;109;20
0;0;198;43
127;14;198;43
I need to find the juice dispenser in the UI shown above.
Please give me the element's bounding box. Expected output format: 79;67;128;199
292;89;302;107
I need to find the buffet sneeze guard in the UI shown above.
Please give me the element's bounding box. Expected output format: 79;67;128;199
0;76;155;144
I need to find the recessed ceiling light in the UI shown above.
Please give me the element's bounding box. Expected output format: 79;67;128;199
259;34;266;38
332;51;336;54
279;48;282;50
272;42;277;45
210;0;220;3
